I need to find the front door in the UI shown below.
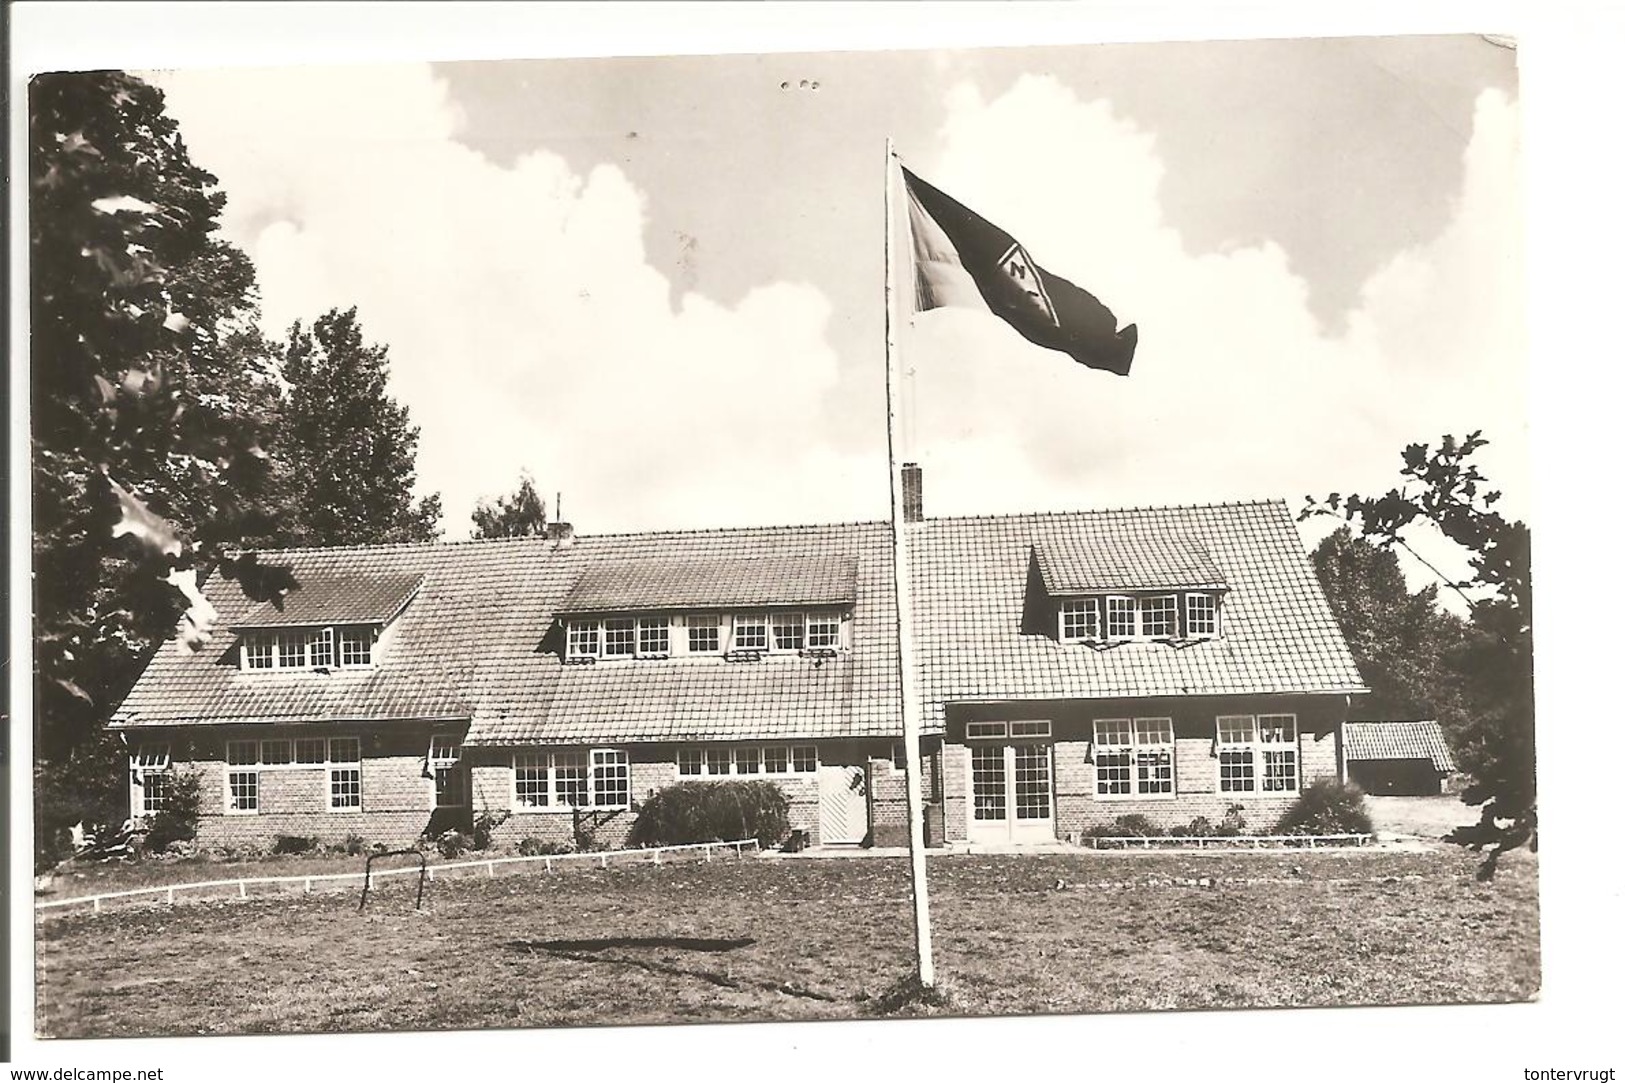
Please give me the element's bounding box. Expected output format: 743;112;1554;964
818;764;868;845
967;721;1055;844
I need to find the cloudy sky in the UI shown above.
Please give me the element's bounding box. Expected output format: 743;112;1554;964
145;35;1524;548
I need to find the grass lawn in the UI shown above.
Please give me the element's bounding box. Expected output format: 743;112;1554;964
34;846;1539;1037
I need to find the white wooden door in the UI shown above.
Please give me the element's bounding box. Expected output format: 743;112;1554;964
818;764;868;844
968;741;1054;844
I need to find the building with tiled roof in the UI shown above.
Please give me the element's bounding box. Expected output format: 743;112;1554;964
1344;720;1458;795
113;478;1367;849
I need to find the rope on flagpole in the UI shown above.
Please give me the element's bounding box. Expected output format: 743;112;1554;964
884;137;936;989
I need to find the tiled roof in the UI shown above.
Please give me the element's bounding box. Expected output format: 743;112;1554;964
559;554;856;614
1033;532;1227;594
1344;720;1456;773
233;571;424;629
114;523;899;746
909;501;1367;729
114;499;1366;744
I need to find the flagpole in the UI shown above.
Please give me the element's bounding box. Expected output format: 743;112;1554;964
884;137;935;989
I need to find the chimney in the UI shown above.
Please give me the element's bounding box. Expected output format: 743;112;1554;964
901;462;923;523
546;520;575;547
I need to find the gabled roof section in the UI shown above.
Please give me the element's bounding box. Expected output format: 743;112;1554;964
1344;720;1457;773
233;571;426;630
1033;532;1227;595
558;554;858;615
911;501;1367;724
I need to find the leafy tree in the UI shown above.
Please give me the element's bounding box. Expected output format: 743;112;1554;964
1311;526;1474;739
30;71;292;864
471;473;548;538
278;307;442;545
1305;433;1533;875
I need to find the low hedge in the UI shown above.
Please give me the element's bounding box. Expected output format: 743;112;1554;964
628;781;791;849
1275;779;1375;836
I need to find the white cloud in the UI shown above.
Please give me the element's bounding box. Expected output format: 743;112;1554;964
153;63;867;536
911;78;1524;598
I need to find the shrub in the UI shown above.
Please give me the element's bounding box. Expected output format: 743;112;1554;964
341;834;367;856
627;781;790;849
1081;814;1165;839
436;830;472;858
272;835;317;855
1183;816;1216;838
518;838;574;857
1219;803;1248;836
472;810;510;851
144;771;203;853
1276;779;1375;836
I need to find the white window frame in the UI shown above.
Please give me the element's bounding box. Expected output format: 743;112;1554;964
1139;595;1179;639
429;734;467;809
1058;599;1102;643
686;614;721;654
678;744;818;777
567;620;601;659
676;748;704;776
1215;715;1261;793
1258;714;1300;793
731;613;768;652
131;743;173;816
511;749;633;811
309;626;335;669
243;636;274;670
1092;718;1175;799
327;737;362;811
1184;592;1218;638
225;740;260;815
338;627;374;668
240;624;373;670
771;611;806;652
601;617;635;658
1105;596;1136;640
636;616;671;657
806;611;841;650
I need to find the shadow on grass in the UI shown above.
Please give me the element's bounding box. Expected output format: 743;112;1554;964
861;973;956;1017
504;937;839;1003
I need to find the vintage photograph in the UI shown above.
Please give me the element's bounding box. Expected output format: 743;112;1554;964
24;20;1538;1049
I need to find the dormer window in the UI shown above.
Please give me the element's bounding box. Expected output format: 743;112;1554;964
1056;592;1221;644
238;624;378;671
564;608;848;660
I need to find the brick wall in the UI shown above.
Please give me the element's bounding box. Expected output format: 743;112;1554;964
941;694;1350;843
164;723;450;850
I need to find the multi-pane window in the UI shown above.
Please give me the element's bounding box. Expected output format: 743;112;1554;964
339;628;373;667
637;617;670;656
295;738;327;765
1105;597;1136;639
277;633;308;668
567;621;601;659
429;735;467;809
514;753;552;806
1185;593;1217;637
732;614;768;652
242;625;371;670
132;743;172;815
245;638;274;669
513;750;628;810
1259;715;1299;792
261;739;292;766
1059;599;1102;643
681;744;817;776
1217;716;1259;793
602;618;635;658
771;612;805;651
592;749;631;808
554;751;590;807
1093;718;1174;797
807;612;841;650
1140;596;1178;638
688;615;720;653
1092;719;1134;796
226;740;259;813
310;627;335;668
328;737;361;810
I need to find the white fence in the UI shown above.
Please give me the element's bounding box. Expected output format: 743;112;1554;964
1087;833;1374;850
36;838;761;914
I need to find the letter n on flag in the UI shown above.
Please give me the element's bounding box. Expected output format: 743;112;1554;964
902;166;1137;376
